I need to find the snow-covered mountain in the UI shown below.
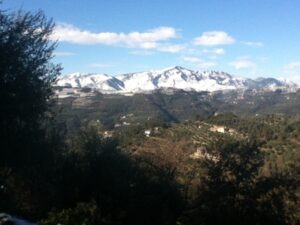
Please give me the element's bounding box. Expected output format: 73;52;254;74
56;72;124;92
56;66;298;95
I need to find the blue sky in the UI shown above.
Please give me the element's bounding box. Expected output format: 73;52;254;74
3;0;300;83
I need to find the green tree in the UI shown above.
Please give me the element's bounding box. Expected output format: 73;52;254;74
41;127;182;225
182;138;299;225
0;8;61;217
0;9;61;168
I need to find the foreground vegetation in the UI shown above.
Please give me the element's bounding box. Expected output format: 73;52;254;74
0;8;299;225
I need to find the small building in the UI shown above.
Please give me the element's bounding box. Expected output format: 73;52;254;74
210;125;226;133
190;146;219;161
114;123;121;128
190;146;207;159
144;130;151;137
103;131;113;138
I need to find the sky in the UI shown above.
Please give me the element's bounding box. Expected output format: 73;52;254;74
2;0;300;83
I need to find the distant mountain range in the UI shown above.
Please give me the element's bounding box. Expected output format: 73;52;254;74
56;66;298;94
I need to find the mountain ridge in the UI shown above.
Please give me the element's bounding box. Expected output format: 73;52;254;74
56;66;298;94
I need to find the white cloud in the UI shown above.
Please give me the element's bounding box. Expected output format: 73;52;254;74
158;44;185;53
280;74;300;85
214;48;225;55
282;62;300;84
129;50;155;56
128;44;184;54
229;58;256;69
199;62;217;69
202;48;225;55
183;56;216;69
284;61;300;70
183;56;201;63
194;31;235;46
54;51;76;56
242;41;264;47
51;24;179;50
89;63;113;68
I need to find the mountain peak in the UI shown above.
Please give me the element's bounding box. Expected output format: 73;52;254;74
165;66;193;73
173;65;188;70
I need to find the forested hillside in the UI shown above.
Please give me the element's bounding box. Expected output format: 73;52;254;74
54;88;300;133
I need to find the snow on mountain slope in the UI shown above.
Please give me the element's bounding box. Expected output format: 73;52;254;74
116;71;158;92
253;77;297;90
56;66;298;95
56;72;124;92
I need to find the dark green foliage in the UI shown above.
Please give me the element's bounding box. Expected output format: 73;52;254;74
0;9;61;168
0;9;183;223
40;127;183;225
181;138;299;225
41;201;101;225
0;8;62;218
1;120;183;224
